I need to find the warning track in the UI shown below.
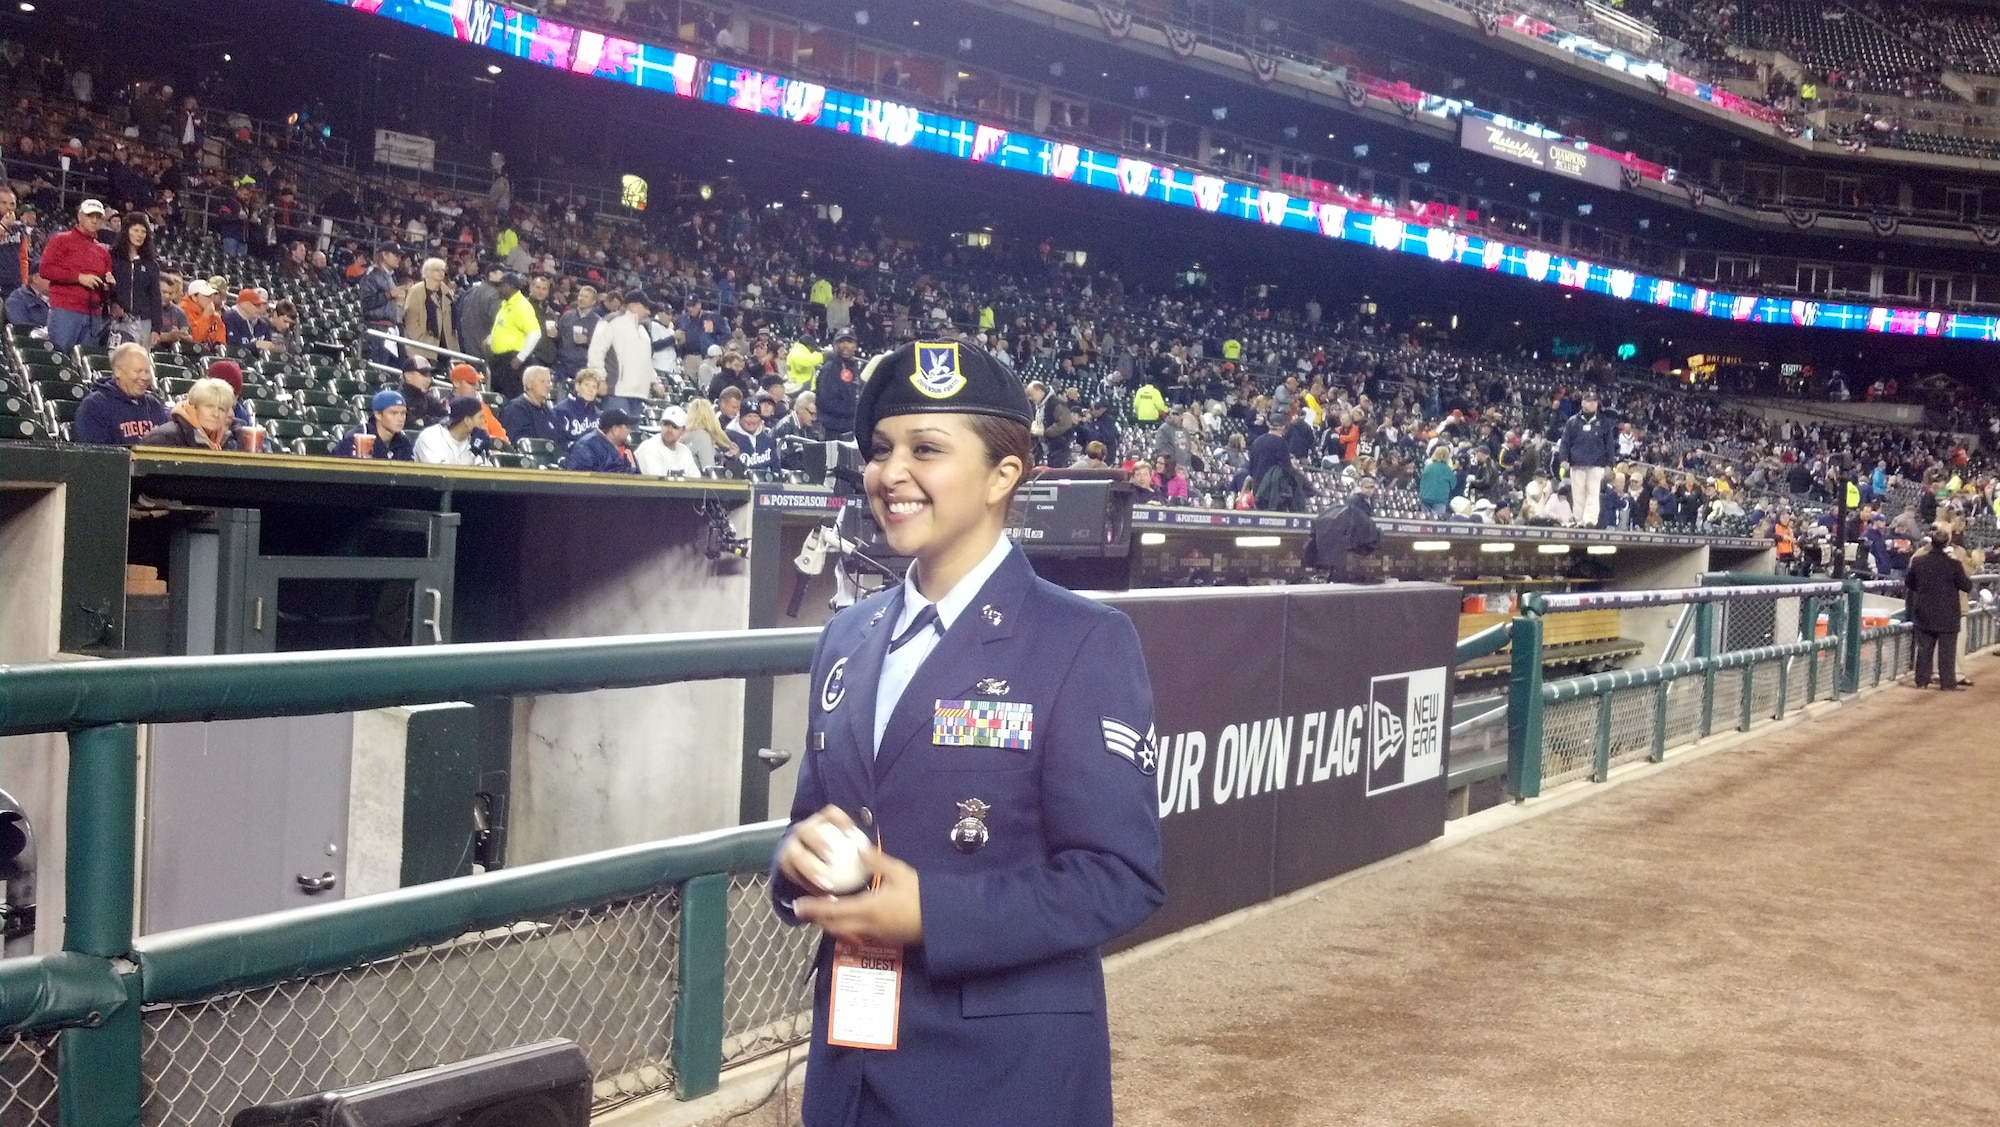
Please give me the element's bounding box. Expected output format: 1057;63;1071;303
1107;672;2000;1126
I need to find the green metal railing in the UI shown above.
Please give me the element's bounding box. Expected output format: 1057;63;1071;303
1504;575;2000;800
0;628;819;1127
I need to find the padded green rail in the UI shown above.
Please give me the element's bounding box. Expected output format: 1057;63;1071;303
1455;621;1513;665
0;953;128;1031
0;627;822;736
1540;637;1839;703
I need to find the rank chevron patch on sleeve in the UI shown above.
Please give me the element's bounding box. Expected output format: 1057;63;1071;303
1101;716;1159;776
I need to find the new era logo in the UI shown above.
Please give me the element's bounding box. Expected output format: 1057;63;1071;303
1365;667;1446;796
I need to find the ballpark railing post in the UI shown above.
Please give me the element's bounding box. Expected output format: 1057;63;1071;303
1841;579;1864;695
1694;601;1716;738
1775;656;1789;721
1506;610;1545;801
1739;663;1755;731
1650;680;1669;762
1591;691;1613;782
672;872;730;1099
57;723;142;1127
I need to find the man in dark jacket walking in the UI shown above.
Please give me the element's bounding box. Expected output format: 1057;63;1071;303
1558;390;1615;528
1904;528;1974;690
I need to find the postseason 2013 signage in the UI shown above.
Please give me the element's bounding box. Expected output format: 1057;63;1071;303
1101;583;1458;946
1460;115;1626;190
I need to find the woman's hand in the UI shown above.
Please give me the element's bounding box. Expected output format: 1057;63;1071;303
780;805;923;946
777;805;863;892
794;854;923;947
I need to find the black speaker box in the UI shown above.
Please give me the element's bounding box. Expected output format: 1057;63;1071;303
230;1039;591;1127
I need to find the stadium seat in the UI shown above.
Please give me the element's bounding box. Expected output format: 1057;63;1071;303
33;379;88;405
0;416;49;441
299;405;356;428
514;438;561;465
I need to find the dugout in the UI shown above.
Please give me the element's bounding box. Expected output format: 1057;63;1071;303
0;449;1766;951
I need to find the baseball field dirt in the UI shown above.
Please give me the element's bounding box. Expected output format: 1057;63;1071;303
698;671;2000;1126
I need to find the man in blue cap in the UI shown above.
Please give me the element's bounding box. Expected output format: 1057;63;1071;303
561;407;637;473
331;389;415;460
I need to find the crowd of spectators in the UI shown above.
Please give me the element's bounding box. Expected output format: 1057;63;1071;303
6;52;2000;557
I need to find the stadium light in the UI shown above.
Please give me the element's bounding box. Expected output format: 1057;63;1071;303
1588;545;1619;556
1537;544;1571;554
1140;533;1167;546
19;2;34;11
1480;542;1516;553
487;64;502;75
1235;536;1283;548
1412;541;1452;552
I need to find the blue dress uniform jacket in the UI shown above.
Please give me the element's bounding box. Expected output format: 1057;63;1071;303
772;545;1165;1127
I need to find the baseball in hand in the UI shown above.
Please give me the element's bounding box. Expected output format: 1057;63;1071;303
812;822;874;894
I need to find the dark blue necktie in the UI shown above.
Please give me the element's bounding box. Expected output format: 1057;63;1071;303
889;604;941;652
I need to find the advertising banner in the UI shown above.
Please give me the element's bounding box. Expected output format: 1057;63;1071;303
1459;116;1624;190
1103;583;1458;945
372;129;437;172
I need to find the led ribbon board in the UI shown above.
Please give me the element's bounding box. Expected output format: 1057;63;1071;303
323;0;2000;343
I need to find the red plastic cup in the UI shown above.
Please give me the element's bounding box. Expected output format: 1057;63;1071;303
241;425;266;453
353;431;376;458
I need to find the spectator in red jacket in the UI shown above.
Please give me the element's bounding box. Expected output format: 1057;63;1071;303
38;198;114;351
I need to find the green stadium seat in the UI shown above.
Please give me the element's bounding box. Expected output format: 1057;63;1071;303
514;437;561;464
0;415;49;441
33;379;88;405
299;405;356;428
263;419;316;443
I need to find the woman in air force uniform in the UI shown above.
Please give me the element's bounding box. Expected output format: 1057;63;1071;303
771;337;1166;1127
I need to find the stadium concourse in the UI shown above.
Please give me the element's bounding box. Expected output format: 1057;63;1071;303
689;671;2000;1127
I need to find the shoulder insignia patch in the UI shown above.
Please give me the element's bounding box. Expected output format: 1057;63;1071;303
1101;717;1158;776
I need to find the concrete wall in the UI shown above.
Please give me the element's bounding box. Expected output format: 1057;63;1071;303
0;485;70;954
508;497;756;863
1742;397;1927;429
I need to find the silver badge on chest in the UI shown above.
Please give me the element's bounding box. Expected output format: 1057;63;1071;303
950;798;991;854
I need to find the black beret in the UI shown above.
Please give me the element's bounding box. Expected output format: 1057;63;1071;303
854;338;1032;442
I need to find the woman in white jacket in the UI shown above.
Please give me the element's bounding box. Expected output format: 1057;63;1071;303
587;290;660;414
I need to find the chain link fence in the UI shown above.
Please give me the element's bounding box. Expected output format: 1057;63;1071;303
140;890;682;1126
1750;661;1783;721
1539;695;1602;789
1;1030;60;1127
1604;685;1658;774
1785;653;1812;713
1535;642;1867;791
722;873;816;1068
1664;674;1703;747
